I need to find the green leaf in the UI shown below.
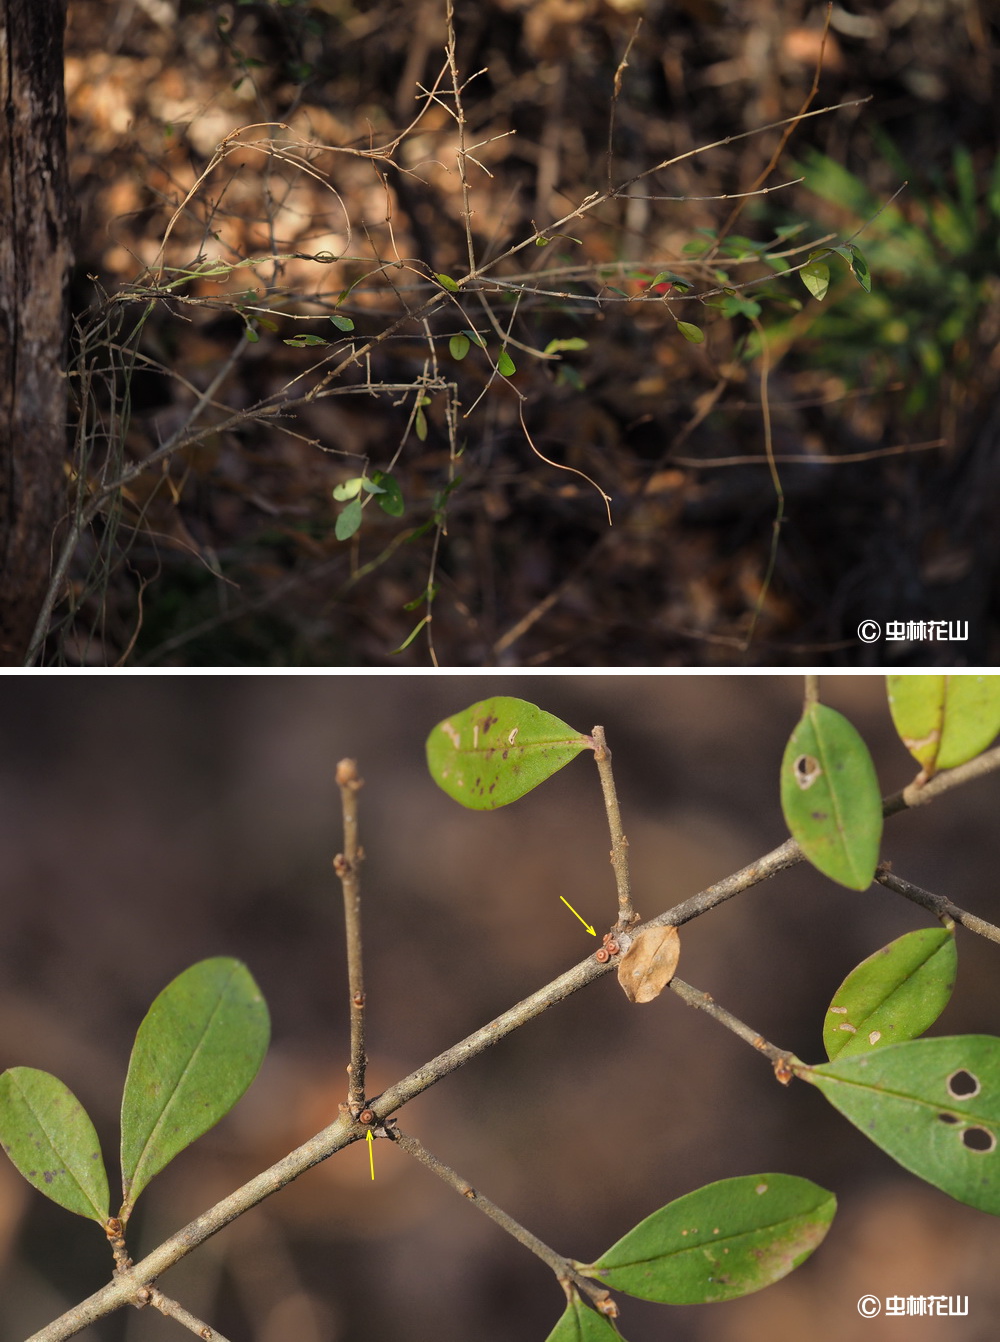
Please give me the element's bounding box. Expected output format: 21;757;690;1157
886;674;1000;777
800;260;830;301
497;349;516;377
824;927;957;1059
543;337;589;355
676;321;704;344
544;1298;621;1342
435;272;460;292
0;1069;110;1223
848;244;871;292
463;329;486;347
335;498;363;540
449;332;470;360
283;333;329;347
415;406;428;441
801;1036;1000;1213
373;471;404;517
591;1174;835;1304
426;697;590;809
120;958;269;1219
390;615;430;654
780;702;882;890
332;478;363;501
329;313;355;331
243;325;261;342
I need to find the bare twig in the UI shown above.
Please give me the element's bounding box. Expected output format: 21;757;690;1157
390;1127;614;1314
875;867;1000;947
146;1289;232;1342
668;978;796;1073
334;759;367;1113
590;725;636;930
804;675;820;708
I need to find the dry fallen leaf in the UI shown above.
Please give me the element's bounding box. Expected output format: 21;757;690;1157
617;924;681;1003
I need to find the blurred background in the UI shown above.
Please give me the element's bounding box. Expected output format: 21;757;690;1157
46;0;1000;665
2;673;1000;1339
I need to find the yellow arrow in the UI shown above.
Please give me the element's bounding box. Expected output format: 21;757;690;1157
366;1129;375;1180
560;895;596;936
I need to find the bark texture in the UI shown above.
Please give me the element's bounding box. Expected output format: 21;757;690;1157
0;0;71;664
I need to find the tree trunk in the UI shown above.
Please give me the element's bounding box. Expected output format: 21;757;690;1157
0;0;71;665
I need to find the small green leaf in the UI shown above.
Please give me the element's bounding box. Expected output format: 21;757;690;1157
359;477;385;495
800;261;830;301
120;958;269;1219
435;272;460;291
332;479;363;501
801;1036;1000;1213
415;406;428;441
676;321;704;344
824;927;957;1059
544;1298;620;1342
373;471;404;517
335;497;363;540
449;332;471;360
591;1174;835;1304
497;349;516;376
887;674;1000;777
329;313;355;331
543;337;589;355
243;325;261;342
283;333;329;347
0;1069;109;1222
780;702;882;890
390;615;430;654
848;244;871;292
463;329;486;347
426;697;590;809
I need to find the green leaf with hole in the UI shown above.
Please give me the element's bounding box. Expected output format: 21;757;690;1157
449;332;470;360
497;349;516;376
800;260;830;301
120;958;269;1220
545;1299;621;1342
824;927;957;1059
590;1174;835;1304
283;333;329;346
887;674;1000;777
801;1036;1000;1214
426;697;590;809
0;1069;109;1222
780;703;882;889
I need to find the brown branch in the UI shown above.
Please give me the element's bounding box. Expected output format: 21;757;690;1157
882;742;1000;815
334;759;367;1113
875;866;1000;947
389;1128;614;1314
590;725;636;930
668;977;796;1076
146;1289;232;1341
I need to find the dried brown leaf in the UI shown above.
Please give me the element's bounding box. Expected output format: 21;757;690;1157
617;924;681;1003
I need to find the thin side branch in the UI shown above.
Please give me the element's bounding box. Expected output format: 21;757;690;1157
390;1128;614;1314
876;866;1000;946
668;977;795;1074
334;758;367;1112
591;725;636;930
883;743;1000;814
147;1290;232;1341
